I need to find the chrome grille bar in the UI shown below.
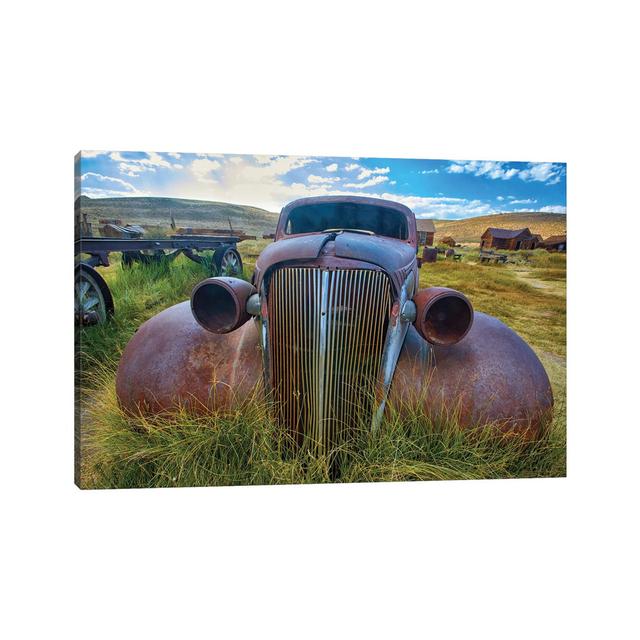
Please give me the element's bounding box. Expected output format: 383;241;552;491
268;267;392;452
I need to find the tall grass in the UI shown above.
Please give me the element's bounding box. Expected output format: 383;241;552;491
76;255;214;386
77;244;566;488
79;365;565;489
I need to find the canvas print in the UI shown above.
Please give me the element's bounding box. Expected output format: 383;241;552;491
75;152;566;488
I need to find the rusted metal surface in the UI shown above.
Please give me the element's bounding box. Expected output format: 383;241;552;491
254;231;417;297
413;287;473;346
116;305;552;438
191;277;256;334
174;231;258;241
116;195;554;442
389;314;553;439
332;233;417;293
100;223;144;239
422;247;437;263
116;301;262;414
254;233;334;289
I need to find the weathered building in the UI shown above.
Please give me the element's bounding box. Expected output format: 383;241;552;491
416;218;435;246
441;236;456;247
480;227;538;251
542;234;567;252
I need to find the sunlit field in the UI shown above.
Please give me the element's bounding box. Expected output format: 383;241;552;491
76;241;566;488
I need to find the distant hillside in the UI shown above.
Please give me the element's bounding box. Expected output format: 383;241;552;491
77;196;279;235
432;211;566;243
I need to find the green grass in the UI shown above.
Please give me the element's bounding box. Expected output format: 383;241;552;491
77;243;566;488
76;254;215;386
80;370;565;488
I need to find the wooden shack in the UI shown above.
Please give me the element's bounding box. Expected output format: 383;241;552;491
542;234;567;252
441;236;456;247
480;227;537;251
531;234;543;249
416;219;435;246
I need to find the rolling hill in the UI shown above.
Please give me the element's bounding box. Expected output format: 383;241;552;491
77;197;566;243
77;196;279;235
432;212;566;243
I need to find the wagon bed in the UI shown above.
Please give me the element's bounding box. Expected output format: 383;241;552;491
74;234;245;325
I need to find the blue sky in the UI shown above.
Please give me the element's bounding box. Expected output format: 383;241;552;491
77;151;566;219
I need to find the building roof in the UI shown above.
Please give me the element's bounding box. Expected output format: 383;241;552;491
482;227;532;239
415;218;436;233
544;234;567;244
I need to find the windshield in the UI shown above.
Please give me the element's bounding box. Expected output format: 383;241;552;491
284;202;408;240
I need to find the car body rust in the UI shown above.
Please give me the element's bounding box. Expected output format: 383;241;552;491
116;195;554;440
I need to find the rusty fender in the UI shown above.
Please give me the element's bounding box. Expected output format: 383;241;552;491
389;313;553;438
116;301;262;414
116;302;552;436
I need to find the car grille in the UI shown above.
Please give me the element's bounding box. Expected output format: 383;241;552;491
268;267;392;451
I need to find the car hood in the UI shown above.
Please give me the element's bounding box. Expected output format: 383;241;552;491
254;232;417;294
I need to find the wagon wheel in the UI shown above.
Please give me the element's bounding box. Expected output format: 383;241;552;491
75;264;114;325
214;247;243;276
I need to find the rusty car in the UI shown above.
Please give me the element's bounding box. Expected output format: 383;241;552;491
116;195;553;451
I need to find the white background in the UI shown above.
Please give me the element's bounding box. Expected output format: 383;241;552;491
2;1;639;638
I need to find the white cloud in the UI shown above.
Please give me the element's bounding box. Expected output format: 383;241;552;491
176;155;484;216
81;150;107;158
80;172;149;199
497;196;505;201
81;187;146;199
420;169;439;174
176;155;319;210
90;153;537;220
190;158;222;183
110;151;182;176
80;172;138;192
448;160;565;184
307;174;340;184
344;175;389;188
446;160;519;180
357;166;390;180
385;194;494;218
509;198;537;205
325;163;338;172
446;160;563;183
512;205;566;214
168;152;181;159
518;162;558;182
345;163;360;171
539;205;566;213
